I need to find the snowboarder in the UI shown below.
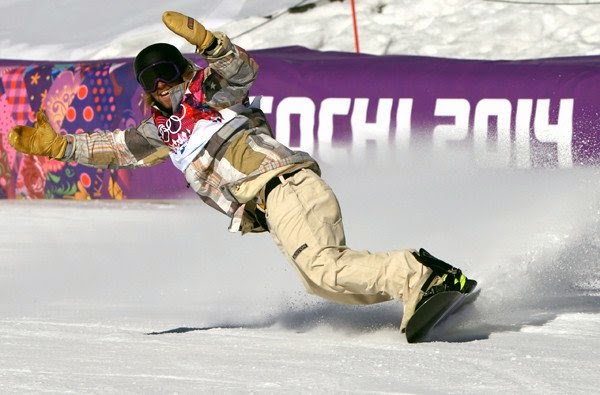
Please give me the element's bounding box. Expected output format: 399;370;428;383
8;11;475;333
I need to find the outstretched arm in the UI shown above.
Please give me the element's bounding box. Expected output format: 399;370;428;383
64;119;170;169
9;110;68;160
9;110;169;169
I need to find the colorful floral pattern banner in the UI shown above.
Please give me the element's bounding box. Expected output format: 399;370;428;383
1;47;599;199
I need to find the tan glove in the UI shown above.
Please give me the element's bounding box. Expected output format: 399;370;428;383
9;110;67;159
162;11;215;53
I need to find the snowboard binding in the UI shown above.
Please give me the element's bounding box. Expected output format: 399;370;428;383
413;248;477;306
403;249;480;342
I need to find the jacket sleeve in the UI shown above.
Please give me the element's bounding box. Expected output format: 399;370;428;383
201;32;259;110
62;118;170;169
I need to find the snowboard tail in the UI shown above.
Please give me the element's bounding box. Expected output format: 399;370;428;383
405;285;478;343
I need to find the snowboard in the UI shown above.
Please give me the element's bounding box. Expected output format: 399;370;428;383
405;285;479;343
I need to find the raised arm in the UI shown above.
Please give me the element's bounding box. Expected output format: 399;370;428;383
162;11;259;109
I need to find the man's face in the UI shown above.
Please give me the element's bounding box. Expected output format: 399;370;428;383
150;80;179;111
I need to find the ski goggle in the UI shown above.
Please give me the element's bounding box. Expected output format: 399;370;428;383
136;61;183;93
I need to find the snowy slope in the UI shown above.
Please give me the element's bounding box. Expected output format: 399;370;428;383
1;0;600;393
1;0;600;60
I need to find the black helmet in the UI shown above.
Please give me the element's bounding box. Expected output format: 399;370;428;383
134;43;189;93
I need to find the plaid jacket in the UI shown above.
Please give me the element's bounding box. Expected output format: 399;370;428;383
64;33;319;233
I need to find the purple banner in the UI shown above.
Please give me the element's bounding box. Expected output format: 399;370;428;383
0;47;599;199
251;47;600;169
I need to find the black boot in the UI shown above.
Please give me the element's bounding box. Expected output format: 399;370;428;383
413;248;477;303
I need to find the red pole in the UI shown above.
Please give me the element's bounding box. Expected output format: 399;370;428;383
350;0;360;53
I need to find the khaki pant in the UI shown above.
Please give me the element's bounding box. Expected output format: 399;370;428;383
265;169;435;330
